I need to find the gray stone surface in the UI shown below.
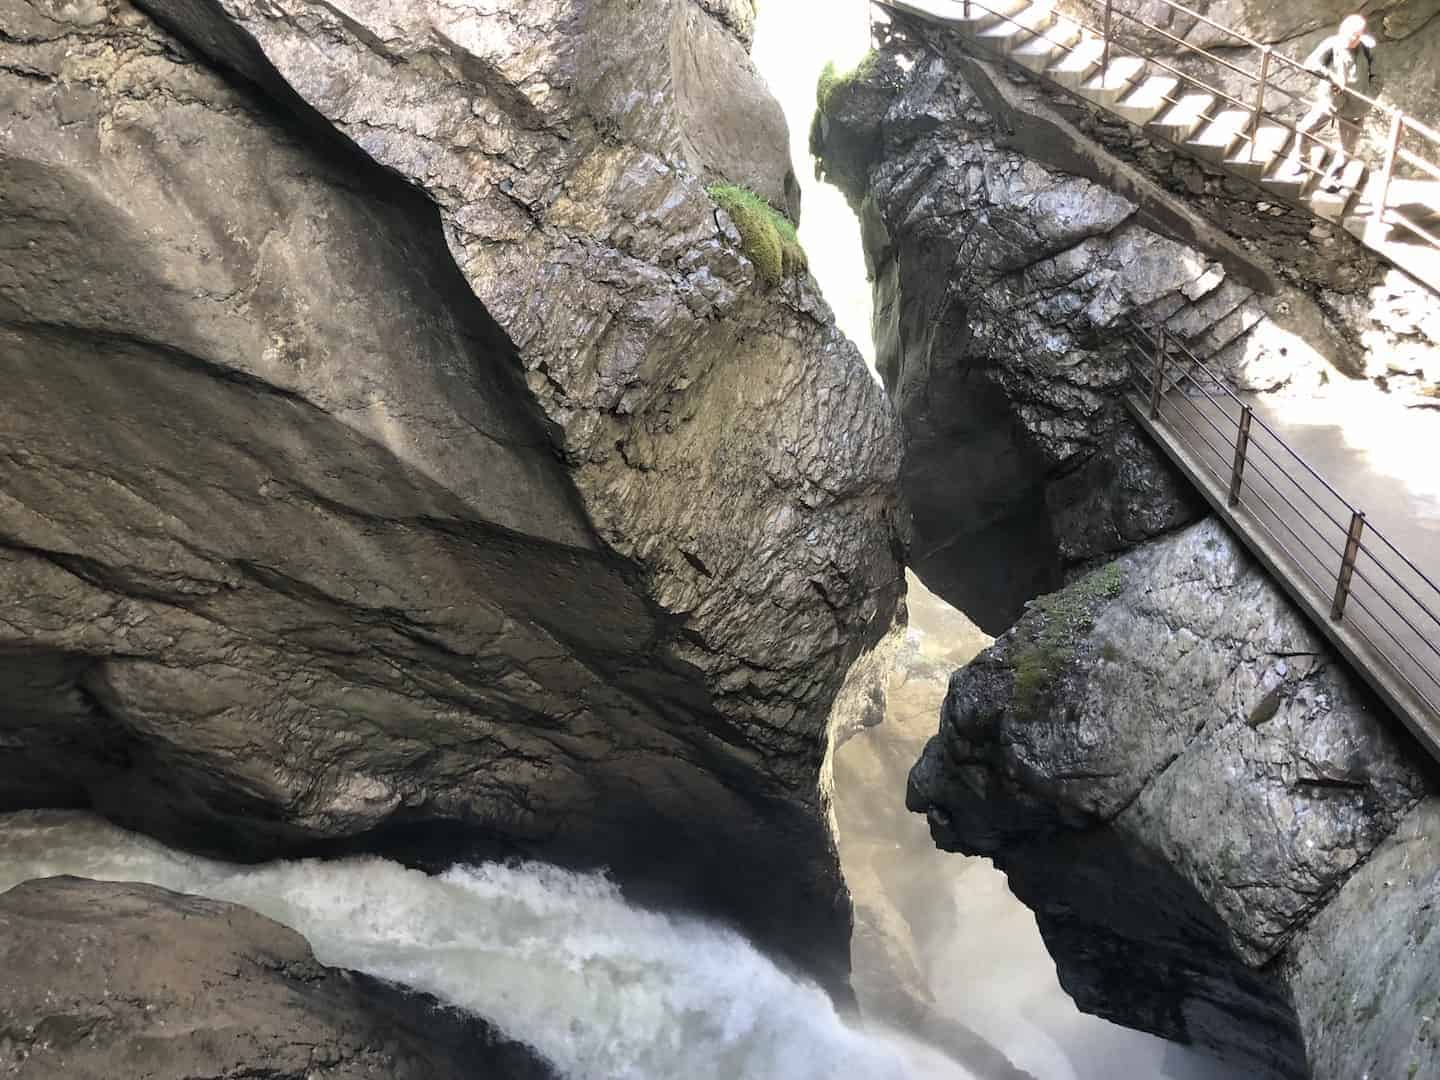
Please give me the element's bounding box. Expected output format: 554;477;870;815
816;45;1208;632
1285;796;1440;1080
907;518;1432;1077
0;0;904;992
0;875;554;1079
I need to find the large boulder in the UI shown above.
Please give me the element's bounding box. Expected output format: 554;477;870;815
0;0;903;992
907;518;1435;1078
0;875;553;1079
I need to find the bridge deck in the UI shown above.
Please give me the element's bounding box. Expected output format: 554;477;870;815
1125;373;1440;760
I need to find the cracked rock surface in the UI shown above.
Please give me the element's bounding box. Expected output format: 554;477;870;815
0;0;904;994
815;45;1207;633
907;518;1437;1078
0;875;554;1079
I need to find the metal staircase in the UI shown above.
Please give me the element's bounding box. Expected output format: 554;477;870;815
875;0;1440;293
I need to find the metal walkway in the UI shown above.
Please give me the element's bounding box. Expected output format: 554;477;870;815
1124;327;1440;760
875;0;1440;293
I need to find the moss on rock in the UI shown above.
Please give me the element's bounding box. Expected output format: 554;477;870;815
1011;562;1125;716
707;183;805;286
815;52;878;116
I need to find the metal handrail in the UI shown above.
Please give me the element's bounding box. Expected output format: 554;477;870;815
1079;0;1440;245
1137;0;1440;143
1125;322;1440;730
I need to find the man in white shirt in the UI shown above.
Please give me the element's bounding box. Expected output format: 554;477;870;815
1286;14;1379;192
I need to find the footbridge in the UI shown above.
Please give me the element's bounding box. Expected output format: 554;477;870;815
871;0;1440;754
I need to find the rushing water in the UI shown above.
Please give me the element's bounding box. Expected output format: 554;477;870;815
0;810;970;1080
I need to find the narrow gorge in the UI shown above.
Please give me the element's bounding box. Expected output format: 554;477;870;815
3;0;1439;1077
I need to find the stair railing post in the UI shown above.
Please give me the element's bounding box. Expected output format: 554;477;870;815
1330;510;1366;621
1228;404;1253;506
1101;0;1113;81
1248;46;1271;142
1148;327;1167;420
1372;112;1403;228
963;0;970;20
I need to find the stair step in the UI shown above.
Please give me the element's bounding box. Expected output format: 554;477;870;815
1184;109;1251;162
1309;159;1368;219
974;0;1055;53
1260;154;1310;200
1193;301;1266;357
1113;74;1180;125
965;0;1032;33
1009;18;1080;72
1165;278;1252;338
1077;55;1148;106
1225;123;1291;179
883;0;1027;32
1044;35;1106;88
1147;91;1216;142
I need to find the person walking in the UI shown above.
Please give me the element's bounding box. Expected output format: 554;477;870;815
1286;14;1379;191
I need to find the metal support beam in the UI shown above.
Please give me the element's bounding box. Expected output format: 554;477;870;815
1373;113;1404;228
1331;511;1366;621
1228;405;1253;506
1148;327;1167;420
1101;0;1113;80
1247;46;1270;142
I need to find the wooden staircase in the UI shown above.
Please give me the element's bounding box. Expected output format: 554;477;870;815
875;0;1440;292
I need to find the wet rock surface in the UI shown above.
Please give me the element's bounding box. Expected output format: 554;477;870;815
816;8;1440;1078
0;875;554;1079
907;518;1435;1077
816;44;1209;632
0;0;904;993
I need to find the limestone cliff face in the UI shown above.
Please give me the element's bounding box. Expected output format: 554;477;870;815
907;520;1436;1078
0;875;555;1079
0;0;903;991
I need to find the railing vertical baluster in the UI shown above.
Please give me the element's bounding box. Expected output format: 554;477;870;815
1372;113;1403;228
1247;46;1271;143
1331;511;1367;621
1228;405;1253;506
963;0;970;20
1149;327;1167;420
1101;0;1113;81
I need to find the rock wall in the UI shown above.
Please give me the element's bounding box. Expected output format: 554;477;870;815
816;13;1440;1078
907;519;1436;1078
0;875;554;1079
815;44;1213;633
0;0;904;994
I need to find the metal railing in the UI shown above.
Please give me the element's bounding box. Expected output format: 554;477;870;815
1084;0;1440;246
1126;322;1440;747
874;0;1440;258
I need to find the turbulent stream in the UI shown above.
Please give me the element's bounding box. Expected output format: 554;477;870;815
0;810;972;1080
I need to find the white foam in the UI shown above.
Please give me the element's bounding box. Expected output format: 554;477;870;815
0;810;972;1080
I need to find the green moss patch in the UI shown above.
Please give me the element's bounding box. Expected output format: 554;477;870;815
816;52;878;115
706;183;806;286
1011;562;1126;717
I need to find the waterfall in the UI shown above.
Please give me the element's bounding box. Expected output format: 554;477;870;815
0;810;971;1080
